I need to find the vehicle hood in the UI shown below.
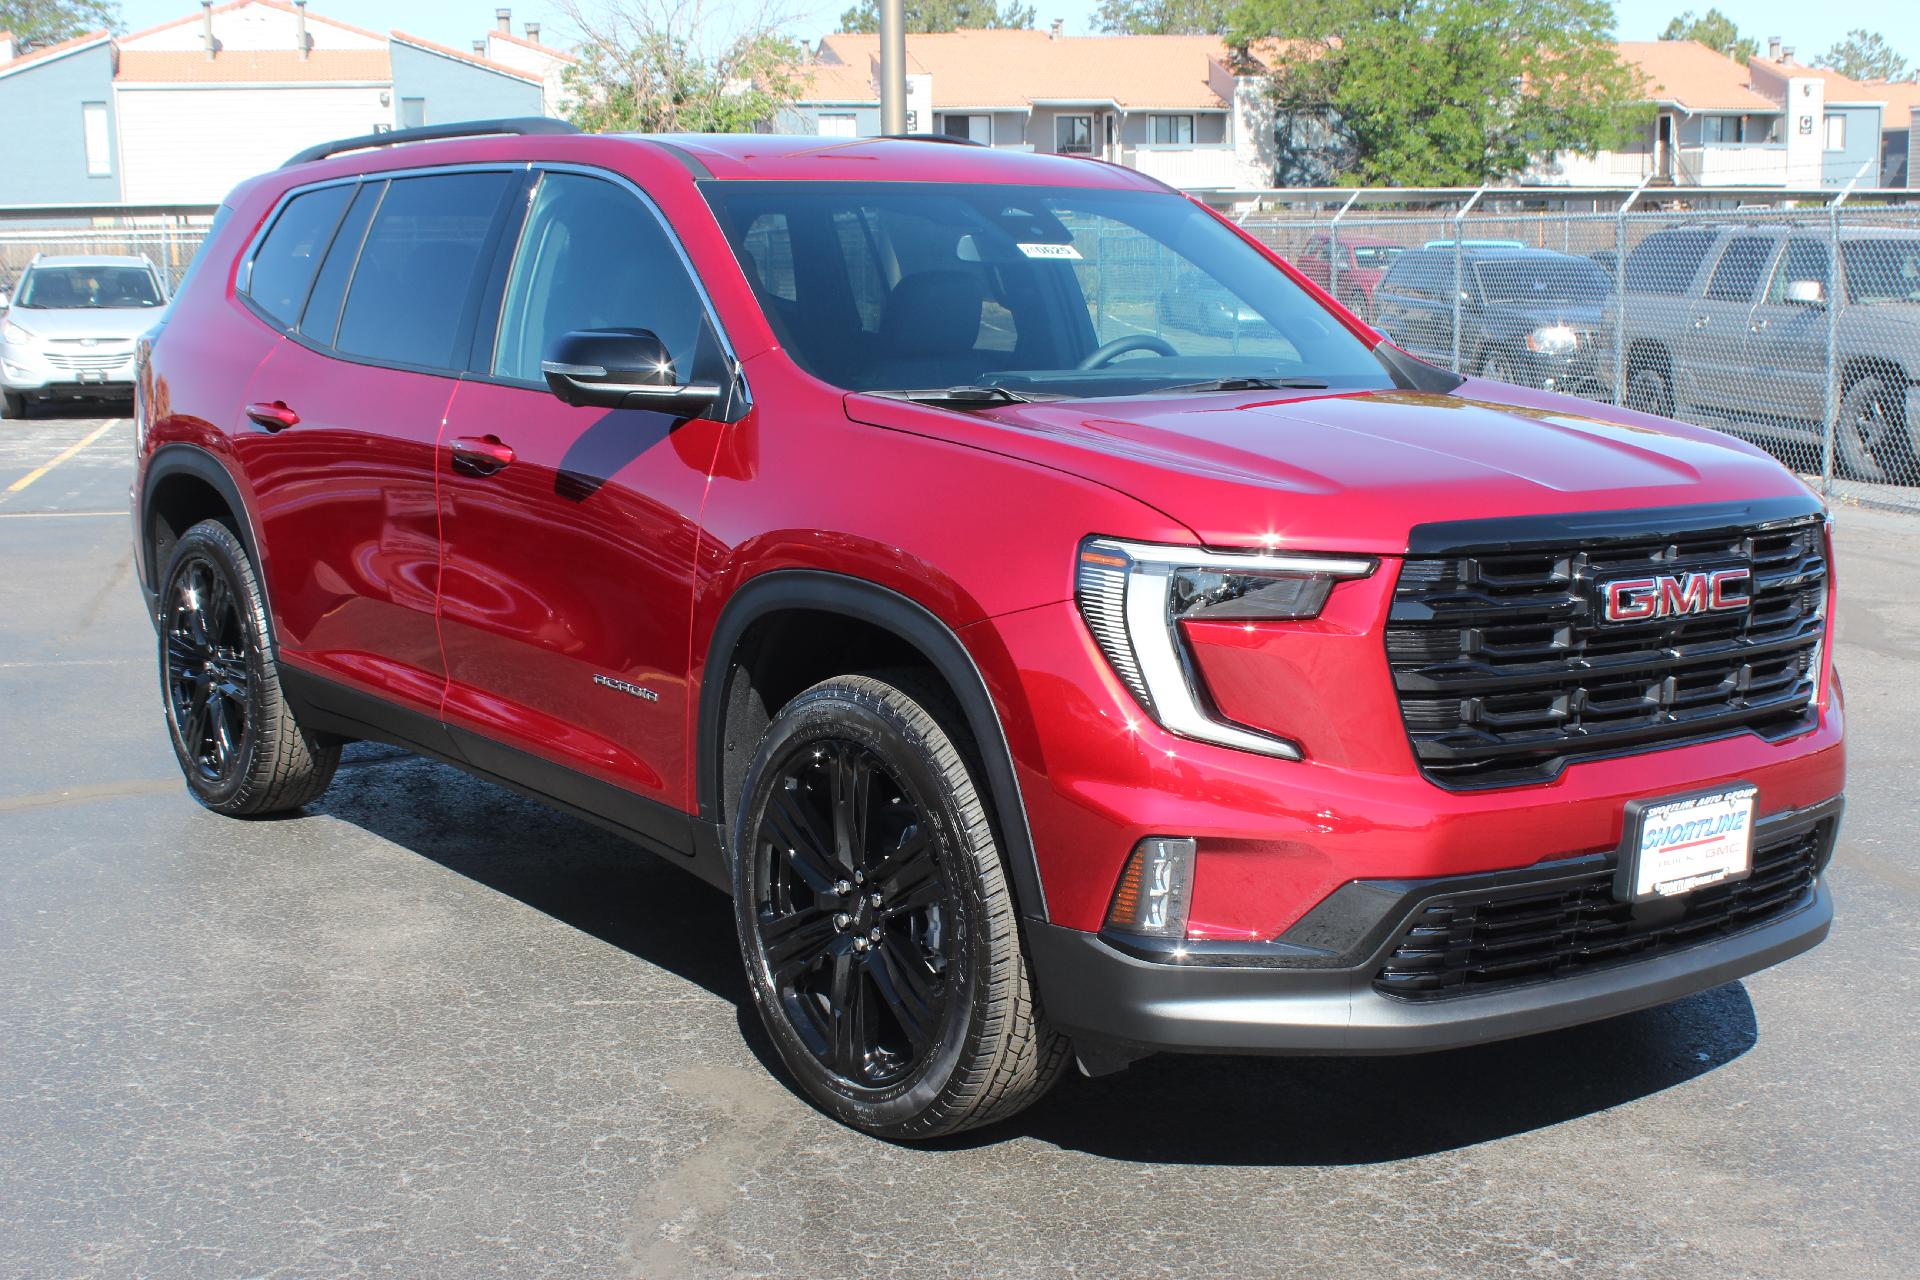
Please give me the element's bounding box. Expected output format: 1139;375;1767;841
850;383;1816;555
2;305;166;343
1481;299;1608;328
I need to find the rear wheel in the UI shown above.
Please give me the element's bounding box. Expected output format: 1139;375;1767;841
1833;372;1912;484
158;519;339;815
732;673;1067;1139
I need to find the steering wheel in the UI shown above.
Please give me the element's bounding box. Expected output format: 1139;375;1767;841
1076;333;1179;369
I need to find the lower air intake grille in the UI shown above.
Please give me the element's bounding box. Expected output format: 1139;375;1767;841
1372;820;1831;1001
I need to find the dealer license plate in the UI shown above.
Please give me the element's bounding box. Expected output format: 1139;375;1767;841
1619;785;1757;902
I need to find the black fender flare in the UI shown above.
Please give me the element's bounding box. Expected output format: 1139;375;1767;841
697;569;1049;922
138;443;269;627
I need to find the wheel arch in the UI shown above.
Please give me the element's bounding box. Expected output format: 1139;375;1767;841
1838;354;1911;398
140;444;269;633
697;569;1048;922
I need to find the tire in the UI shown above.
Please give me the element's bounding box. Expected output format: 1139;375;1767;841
1833;372;1912;484
731;672;1068;1140
1476;347;1520;386
1;390;26;419
1624;357;1675;418
157;519;339;815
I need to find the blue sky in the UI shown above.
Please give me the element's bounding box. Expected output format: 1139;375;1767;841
112;0;1920;68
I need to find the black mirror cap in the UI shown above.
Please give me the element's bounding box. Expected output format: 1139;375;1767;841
540;327;723;416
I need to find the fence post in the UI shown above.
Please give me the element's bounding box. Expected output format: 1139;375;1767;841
1613;176;1649;409
1821;203;1842;497
1449;186;1486;372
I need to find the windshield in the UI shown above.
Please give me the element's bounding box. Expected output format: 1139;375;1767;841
702;182;1393;399
1842;239;1920;305
1474;259;1610;304
16;265;164;309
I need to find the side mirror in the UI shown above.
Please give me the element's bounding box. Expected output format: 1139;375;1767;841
1784;279;1825;307
540;327;721;416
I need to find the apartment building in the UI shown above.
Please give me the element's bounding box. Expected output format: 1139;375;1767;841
778;28;1281;190
0;1;573;207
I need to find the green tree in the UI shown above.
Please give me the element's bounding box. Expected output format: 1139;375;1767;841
1817;29;1909;81
0;0;120;50
1659;8;1757;64
1094;0;1229;35
558;0;802;133
1231;0;1649;187
836;0;1034;34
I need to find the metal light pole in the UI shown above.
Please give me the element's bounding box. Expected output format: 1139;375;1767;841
879;0;907;135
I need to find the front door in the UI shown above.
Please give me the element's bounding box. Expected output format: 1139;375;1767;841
437;169;734;830
1678;233;1777;414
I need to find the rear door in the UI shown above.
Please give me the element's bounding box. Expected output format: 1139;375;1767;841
235;168;521;716
1678;233;1777;413
435;168;736;829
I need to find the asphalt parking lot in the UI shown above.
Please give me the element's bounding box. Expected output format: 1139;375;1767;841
2;412;1916;1279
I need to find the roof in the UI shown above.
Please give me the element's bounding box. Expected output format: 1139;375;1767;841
1615;40;1777;112
802;30;1247;111
1749;56;1887;108
1866;79;1920;129
642;133;1166;187
390;31;545;84
0;28;111;79
116;48;391;83
486;28;576;64
121;0;385;49
27;254;160;268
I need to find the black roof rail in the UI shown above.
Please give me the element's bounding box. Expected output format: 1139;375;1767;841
283;117;580;168
874;133;986;146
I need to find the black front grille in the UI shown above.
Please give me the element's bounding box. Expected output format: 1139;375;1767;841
1389;512;1827;788
1373;820;1831;1000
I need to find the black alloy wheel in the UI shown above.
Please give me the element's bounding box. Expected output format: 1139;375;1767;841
752;737;952;1089
732;673;1067;1139
156;520;339;815
163;553;252;785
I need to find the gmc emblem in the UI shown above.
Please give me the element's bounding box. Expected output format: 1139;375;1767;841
1601;569;1751;623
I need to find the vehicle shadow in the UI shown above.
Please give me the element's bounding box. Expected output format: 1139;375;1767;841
313;743;1759;1166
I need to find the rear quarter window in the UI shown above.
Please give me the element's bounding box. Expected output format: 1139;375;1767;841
244;184;353;328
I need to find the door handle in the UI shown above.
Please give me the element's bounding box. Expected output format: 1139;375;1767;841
450;435;515;477
245;401;299;432
1751;317;1769;332
1692;315;1710;329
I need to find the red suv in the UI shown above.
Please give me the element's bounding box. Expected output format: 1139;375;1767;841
133;122;1844;1140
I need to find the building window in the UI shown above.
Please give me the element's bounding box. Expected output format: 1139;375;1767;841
1055;114;1093;154
942;113;990;144
817;112;857;138
1700;115;1745;145
1824;113;1846;150
82;102;111;178
1148;114;1194;145
400;98;426;129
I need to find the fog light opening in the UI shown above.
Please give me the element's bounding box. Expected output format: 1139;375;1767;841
1103;837;1197;940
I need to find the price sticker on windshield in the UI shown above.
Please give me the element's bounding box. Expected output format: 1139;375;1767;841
1618;784;1757;902
1018;242;1083;260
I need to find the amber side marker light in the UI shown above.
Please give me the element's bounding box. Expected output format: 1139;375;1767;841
1104;837;1198;939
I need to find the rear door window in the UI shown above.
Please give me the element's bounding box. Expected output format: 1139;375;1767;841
334;171;516;372
1624;229;1716;295
297;181;383;346
1704;236;1775;302
245;184;352;327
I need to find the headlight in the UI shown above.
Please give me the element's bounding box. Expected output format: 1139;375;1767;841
1;317;35;345
1526;324;1579;355
1075;537;1375;759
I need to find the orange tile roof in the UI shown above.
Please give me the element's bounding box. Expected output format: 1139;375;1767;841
0;27;111;77
1615;40;1777;112
122;0;385;48
116;47;390;82
808;30;1239;111
390;31;545;84
1751;56;1893;108
1865;79;1920;129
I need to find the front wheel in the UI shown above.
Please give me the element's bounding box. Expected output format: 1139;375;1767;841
1624;359;1675;418
731;673;1068;1139
0;390;26;419
158;519;340;815
1833;373;1913;484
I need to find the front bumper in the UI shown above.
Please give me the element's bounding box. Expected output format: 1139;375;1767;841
1;339;137;396
1029;797;1838;1058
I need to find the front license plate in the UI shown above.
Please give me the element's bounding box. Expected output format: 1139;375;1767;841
1619;784;1757;902
77;370;105;383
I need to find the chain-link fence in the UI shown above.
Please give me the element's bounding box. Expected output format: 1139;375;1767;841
0;215;216;299
1234;195;1920;513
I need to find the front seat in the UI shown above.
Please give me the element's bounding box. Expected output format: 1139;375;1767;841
875;271;985;389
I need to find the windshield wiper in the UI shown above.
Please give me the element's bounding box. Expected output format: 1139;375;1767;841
883;384;1046;407
1135;376;1330;396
